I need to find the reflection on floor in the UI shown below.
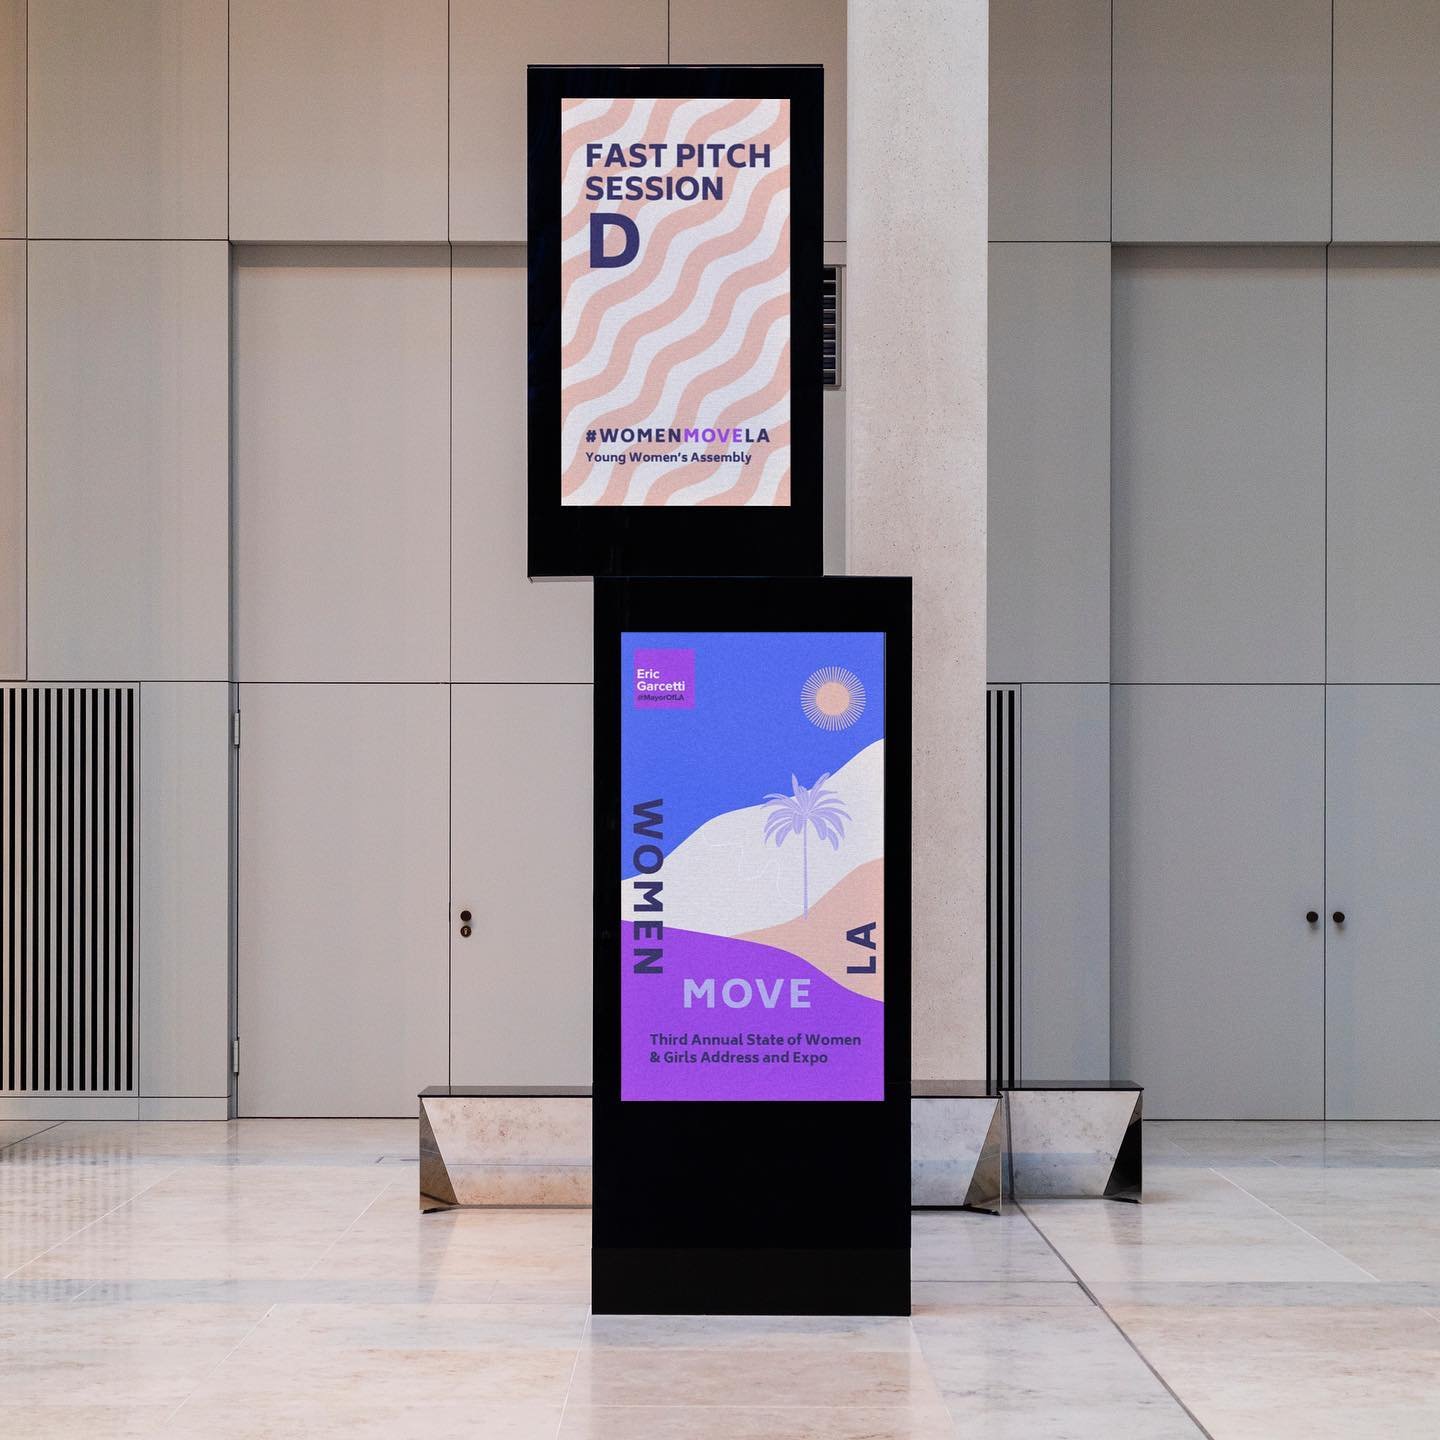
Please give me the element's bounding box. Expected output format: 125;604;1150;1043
4;1120;1440;1438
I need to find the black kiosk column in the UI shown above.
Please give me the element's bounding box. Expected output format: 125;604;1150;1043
593;576;912;1315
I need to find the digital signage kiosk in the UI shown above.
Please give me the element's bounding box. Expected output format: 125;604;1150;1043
593;577;912;1314
528;65;824;578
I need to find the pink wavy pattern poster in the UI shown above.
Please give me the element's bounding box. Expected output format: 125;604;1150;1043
560;97;792;507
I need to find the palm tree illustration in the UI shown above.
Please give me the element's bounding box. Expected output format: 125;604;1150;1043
763;774;850;918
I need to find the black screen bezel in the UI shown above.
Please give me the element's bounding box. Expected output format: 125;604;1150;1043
527;65;825;579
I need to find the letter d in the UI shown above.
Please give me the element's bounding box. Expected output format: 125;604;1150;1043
590;213;639;269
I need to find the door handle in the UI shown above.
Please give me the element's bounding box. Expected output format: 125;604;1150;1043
1332;911;1345;925
459;908;472;939
1306;911;1318;924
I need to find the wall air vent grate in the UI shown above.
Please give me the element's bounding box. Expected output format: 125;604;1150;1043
1;687;137;1095
823;265;841;388
986;686;1019;1092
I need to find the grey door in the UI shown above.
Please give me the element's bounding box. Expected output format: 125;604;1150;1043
237;684;449;1116
1326;687;1440;1119
1111;685;1324;1118
449;684;592;1087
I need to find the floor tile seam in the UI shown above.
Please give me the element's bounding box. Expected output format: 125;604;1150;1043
557;1403;958;1412
917;1334;1013;1438
1012;1200;1216;1440
294;1173;402;1281
549;1400;954;1411
884;1291;964;1435
910;1284;1088;1296
1147;1140;1198;1160
163;1300;279;1423
554;1308;593;1438
1;1162;183;1282
576;1336;927;1347
1208;1166;1381;1282
0;1122;64;1155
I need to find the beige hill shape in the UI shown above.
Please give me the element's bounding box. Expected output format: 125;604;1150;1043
738;859;884;1001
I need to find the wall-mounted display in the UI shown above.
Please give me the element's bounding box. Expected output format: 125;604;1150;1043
528;66;824;577
594;577;912;1315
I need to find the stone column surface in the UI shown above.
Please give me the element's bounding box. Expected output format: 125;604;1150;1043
847;0;988;1079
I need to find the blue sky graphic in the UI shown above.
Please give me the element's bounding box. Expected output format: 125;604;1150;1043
621;630;886;858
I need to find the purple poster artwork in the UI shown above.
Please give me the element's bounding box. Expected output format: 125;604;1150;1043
620;631;885;1101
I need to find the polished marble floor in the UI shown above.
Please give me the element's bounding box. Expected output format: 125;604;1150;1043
4;1118;1440;1437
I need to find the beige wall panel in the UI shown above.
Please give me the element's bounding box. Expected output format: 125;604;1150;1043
849;0;987;1080
27;241;229;681
1113;0;1331;242
988;242;1109;681
237;683;449;1116
449;0;666;241
233;247;450;683
990;0;1110;240
1111;247;1326;683
230;0;448;241
452;247;591;682
1018;683;1110;1084
670;0;846;242
0;241;20;677
450;685;592;1086
28;0;227;238
0;0;22;236
1328;249;1440;679
1334;0;1440;241
139;682;231;1099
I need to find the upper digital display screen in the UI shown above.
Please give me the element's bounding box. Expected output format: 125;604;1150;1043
620;630;884;1100
560;98;793;508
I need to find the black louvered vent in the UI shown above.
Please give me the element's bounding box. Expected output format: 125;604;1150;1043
822;265;841;388
986;687;1019;1092
1;687;137;1095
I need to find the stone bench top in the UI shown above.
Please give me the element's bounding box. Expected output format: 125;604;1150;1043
420;1082;1141;1100
419;1085;592;1099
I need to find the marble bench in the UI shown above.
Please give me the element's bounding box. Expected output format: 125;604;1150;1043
419;1081;1141;1212
420;1085;591;1211
1005;1082;1143;1203
910;1081;1005;1213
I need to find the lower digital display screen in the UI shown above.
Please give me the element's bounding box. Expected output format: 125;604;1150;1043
620;630;885;1101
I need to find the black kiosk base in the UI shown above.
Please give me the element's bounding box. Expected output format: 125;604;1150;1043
593;1248;910;1318
593;578;913;1316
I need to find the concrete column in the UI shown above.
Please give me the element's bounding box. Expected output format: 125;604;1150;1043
847;0;988;1079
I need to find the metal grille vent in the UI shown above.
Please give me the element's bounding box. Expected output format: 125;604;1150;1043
1;687;137;1095
823;265;841;388
986;687;1019;1092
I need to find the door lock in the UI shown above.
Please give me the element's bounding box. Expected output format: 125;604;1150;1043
459;908;473;939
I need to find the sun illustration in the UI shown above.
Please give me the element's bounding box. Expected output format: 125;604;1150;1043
801;666;867;731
